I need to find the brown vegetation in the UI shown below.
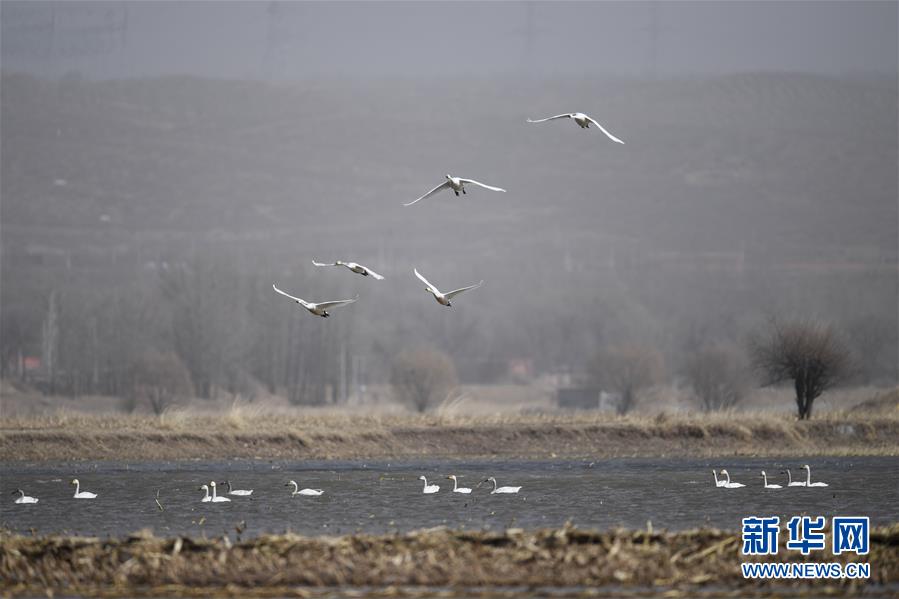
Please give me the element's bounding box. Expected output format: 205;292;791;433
390;348;458;413
2;410;897;462
686;345;751;412
1;524;896;596
588;346;665;414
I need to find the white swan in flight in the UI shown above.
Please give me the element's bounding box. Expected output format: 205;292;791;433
419;476;440;494
447;475;472;494
803;465;829;487
272;284;358;318
199;484;212;502
12;489;38;504
761;471;782;489
405;174;506;206
527;112;625;144
712;470;727;487
209;481;231;502
483;477;521;494
414;268;483;307
71;479;97;499
286;481;324;496
312;259;385;280
220;480;253;496
784;469;806;487
719;470;745;489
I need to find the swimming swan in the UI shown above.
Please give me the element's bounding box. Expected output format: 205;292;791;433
272;284;358;318
220;480;253;496
720;470;745;489
414;268;483;307
12;489;38;504
483;476;521;494
526;112;625;144
784;469;806;487
209;481;231;502
803;465;829;487
405;174;506;206
199;484;212;502
286;481;324;496
447;475;472;494
712;470;727;487
71;479;97;499
761;471;782;489
312;259;385;280
419;476;440;494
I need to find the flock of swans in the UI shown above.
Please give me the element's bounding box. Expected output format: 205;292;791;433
270;111;622;316
713;465;828;489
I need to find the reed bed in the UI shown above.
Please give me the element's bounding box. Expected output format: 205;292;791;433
2;410;898;461
1;524;896;597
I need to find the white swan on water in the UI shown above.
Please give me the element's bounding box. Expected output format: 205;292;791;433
719;470;745;489
405;174;506;207
761;471;782;489
784;469;806;487
483;477;521;494
712;470;727;487
221;480;253;496
71;479;97;499
526;112;625;144
12;489;38;504
286;481;324;496
199;484;211;502
447;475;472;494
803;465;829;487
419;476;440;494
414;268;483;307
209;481;231;502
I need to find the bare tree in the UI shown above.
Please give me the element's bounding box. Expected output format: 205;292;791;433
589;345;664;414
685;345;750;411
129;351;195;414
749;319;851;420
390;348;458;413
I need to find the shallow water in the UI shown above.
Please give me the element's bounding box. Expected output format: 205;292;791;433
2;457;897;538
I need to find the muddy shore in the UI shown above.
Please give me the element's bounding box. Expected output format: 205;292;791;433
1;525;896;597
2;413;898;461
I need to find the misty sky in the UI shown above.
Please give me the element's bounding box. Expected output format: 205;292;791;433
2;1;896;80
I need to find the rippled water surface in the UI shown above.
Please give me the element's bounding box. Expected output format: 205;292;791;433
2;457;897;538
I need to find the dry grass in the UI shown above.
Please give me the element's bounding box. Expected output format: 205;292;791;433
2;408;898;461
1;524;897;596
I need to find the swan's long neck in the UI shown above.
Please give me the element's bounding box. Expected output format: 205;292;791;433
713;471;720;485
724;471;731;484
451;477;458;491
74;481;80;495
421;477;429;490
805;467;811;486
762;473;768;486
786;470;792;484
290;481;298;494
490;479;497;491
202;487;209;500
211;485;217;500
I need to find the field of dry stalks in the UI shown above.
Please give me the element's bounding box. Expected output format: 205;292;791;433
2;408;898;461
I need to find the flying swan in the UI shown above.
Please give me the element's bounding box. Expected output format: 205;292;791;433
312;259;384;280
286;481;324;496
761;471;782;489
419;476;440;494
71;479;97;499
447;475;472;494
483;477;521;494
719;470;745;489
12;489;38;504
273;284;358;318
784;469;806;487
803;465;828;487
209;481;231;502
527;112;625;144
405;174;506;206
220;480;253;496
414;268;483;307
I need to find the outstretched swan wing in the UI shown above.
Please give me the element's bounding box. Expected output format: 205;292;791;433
527;113;572;123
273;284;308;307
414;268;439;294
361;265;385;280
312;259;337;267
584;115;625;144
405;181;450;206
315;295;359;311
445;280;483;300
458;179;506;193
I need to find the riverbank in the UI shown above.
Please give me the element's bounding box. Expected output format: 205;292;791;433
2;411;898;461
1;525;896;597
